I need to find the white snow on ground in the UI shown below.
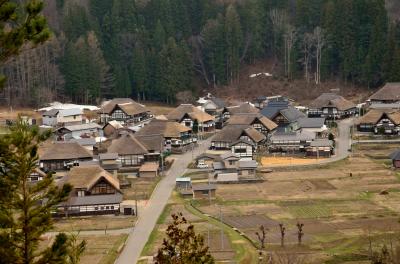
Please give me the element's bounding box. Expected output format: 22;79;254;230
250;72;273;78
37;102;99;112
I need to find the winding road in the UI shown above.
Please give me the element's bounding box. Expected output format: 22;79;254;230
115;138;213;264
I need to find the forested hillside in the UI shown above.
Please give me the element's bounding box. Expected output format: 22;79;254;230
1;0;400;106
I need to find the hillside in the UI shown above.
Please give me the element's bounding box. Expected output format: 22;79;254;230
1;0;399;107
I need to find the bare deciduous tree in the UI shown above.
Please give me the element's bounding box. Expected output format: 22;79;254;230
256;225;267;250
313;27;325;85
279;223;286;247
296;222;304;245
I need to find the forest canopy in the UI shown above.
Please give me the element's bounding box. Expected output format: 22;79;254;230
1;0;399;106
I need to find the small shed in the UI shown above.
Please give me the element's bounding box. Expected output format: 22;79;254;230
389;149;400;168
192;184;216;200
139;162;159;178
306;139;333;157
214;172;239;183
99;152;121;171
176;177;192;190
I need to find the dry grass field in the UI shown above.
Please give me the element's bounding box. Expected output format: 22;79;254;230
53;215;136;232
41;234;127;264
194;144;400;263
261;156;327;166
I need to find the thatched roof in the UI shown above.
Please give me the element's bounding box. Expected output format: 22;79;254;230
309;93;355;111
369;83;400;102
107;134;148;155
100;98;149;115
225;103;259;115
134;134;164;152
65;165;120;191
227;114;278;131
40;142;93;161
167;104;214;123
136;120;191;138
212;125;266;143
356;109;400;125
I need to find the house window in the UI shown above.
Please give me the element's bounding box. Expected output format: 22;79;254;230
100;206;104;210
229;160;235;165
95;206;98;210
201;190;209;195
106;206;109;210
111;206;114;210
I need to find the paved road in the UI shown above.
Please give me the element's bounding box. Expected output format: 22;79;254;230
115;138;213;264
355;139;400;144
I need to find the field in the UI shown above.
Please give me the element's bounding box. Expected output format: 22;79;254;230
139;193;259;264
193;144;400;263
261;156;327;166
53;215;136;232
41;234;127;264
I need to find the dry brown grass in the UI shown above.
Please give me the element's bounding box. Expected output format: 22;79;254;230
144;102;175;115
53;215;136;232
261;156;327;166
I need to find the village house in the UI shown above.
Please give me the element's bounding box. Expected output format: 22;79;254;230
39;142;93;172
227;113;278;136
211;124;266;153
289;117;327;136
261;101;306;128
390;149;400;169
167;104;215;133
269;130;316;153
368;83;400;105
102;120;124;138
42;108;83;127
56;165;123;216
138;162;159;178
222;103;259;122
230;139;256;159
176;177;192;190
99;152;121;172
135;119;194;153
356;109;400;134
305;139;334;157
308;93;356;119
107;134;148;167
195;153;221;168
99;98;152;125
28;168;47;182
197;95;226;116
192;184;216;200
70;138;97;151
56;123;102;141
211;152;258;183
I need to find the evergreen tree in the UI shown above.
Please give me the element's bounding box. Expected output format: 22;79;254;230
0;120;72;264
224;5;242;84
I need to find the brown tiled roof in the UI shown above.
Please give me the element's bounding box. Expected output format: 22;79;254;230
100;98;149;115
107;134;148;155
136;120;191;138
356;109;400;125
309;93;355;111
65;165;120;191
369;83;400;101
225;103;259;115
40;142;93;161
227;114;277;131
167;104;214;123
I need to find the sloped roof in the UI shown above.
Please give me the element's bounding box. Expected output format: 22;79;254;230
280;107;306;122
40;142;93;161
369;83;400;101
210;97;226;109
134;134;164;152
139;162;159;172
238;160;257;169
260;101;290;119
65;165;120;191
42;109;59;117
230;139;255;147
192;184;216;191
107;134;148;155
297;117;326;128
220;152;240;160
356;110;400;125
104;120;124;130
99;153;118;160
196;153;221;161
310;93;355;111
225;103;259;115
212;124;249;142
309;139;333;147
136;120;191;138
70;138;96;146
227;114;277;131
271;130;316;141
167;104;214;123
118;102;149;116
390;149;400;160
59;108;83;117
63;123;101;132
243;127;266;143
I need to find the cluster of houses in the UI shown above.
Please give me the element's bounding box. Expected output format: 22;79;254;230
28;83;400;211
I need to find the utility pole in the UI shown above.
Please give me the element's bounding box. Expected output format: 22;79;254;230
220;206;224;250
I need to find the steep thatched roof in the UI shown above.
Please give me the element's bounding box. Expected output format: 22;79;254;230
369;83;400;102
136;120;191;138
356;109;400;125
107;134;148;155
100;98;149;115
310;93;355;111
167;104;214;123
65;165;120;191
227;114;277;131
40;142;93;161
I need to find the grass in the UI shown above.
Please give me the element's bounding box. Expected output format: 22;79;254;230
53;215;136;232
286;203;332;218
99;234;128;264
186;202;259;264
